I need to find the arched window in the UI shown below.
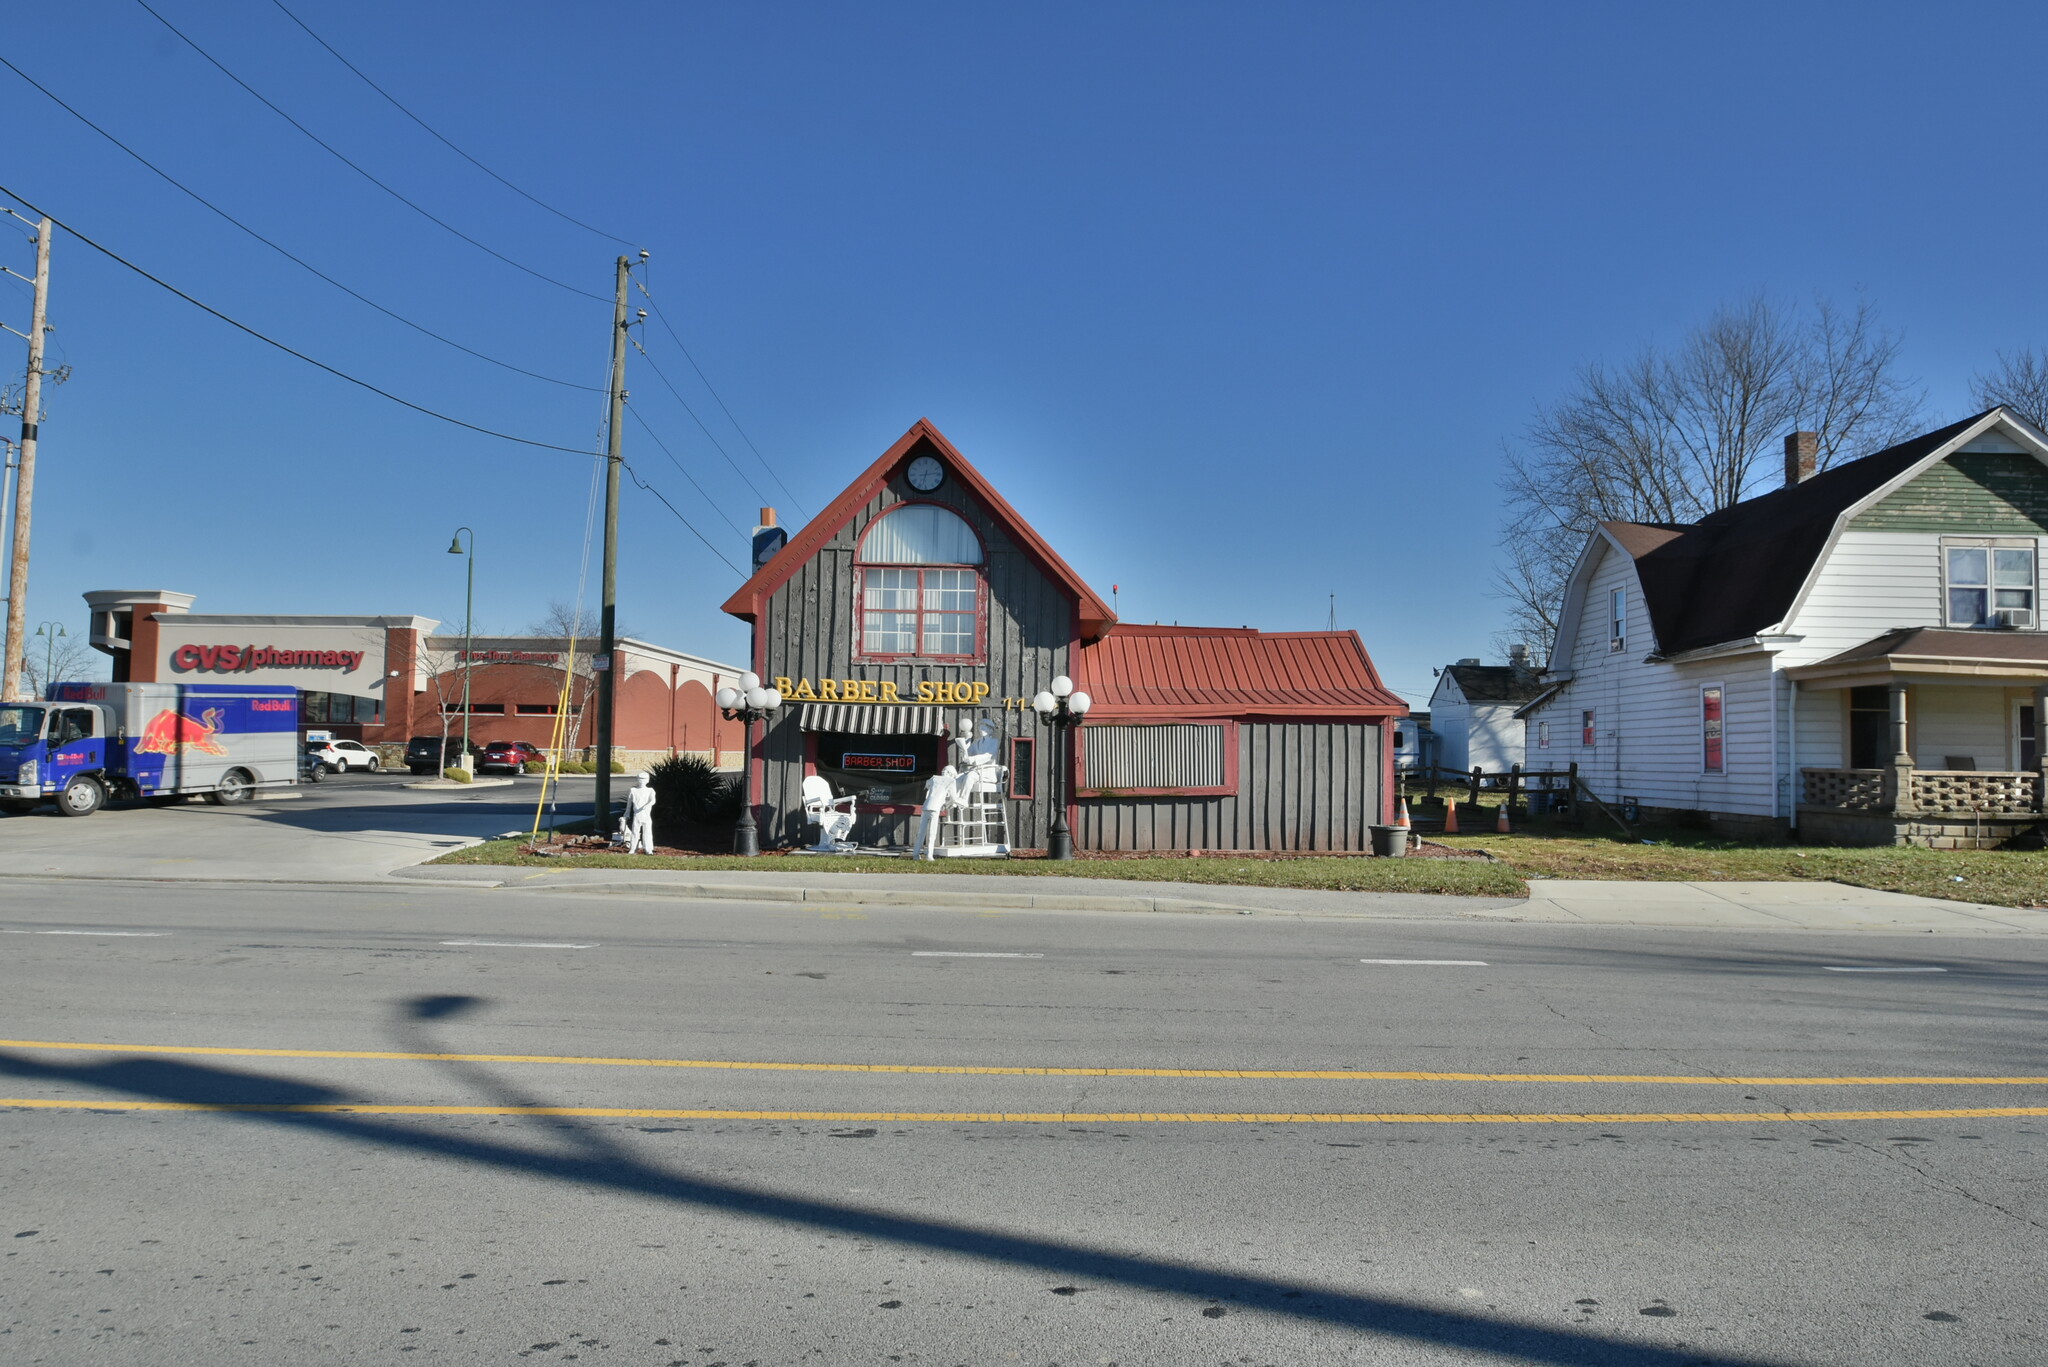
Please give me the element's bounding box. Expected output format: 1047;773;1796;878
856;504;984;659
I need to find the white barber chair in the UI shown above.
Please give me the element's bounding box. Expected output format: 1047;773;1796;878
801;775;859;853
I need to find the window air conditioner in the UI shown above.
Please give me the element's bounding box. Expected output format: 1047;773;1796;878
1992;608;2033;629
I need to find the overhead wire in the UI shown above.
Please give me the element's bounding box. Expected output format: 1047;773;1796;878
621;459;746;576
635;272;810;518
0;185;596;456
627;331;779;513
267;0;637;250
131;0;610;305
0;54;600;393
625;406;748;540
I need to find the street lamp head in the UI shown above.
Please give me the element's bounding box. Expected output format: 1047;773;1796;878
744;686;769;711
447;536;464;555
1069;691;1092;715
761;687;783;711
1032;691;1056;716
715;686;740;711
738;670;761;692
1050;675;1074;698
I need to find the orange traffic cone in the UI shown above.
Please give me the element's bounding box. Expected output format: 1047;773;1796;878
1443;800;1459;835
1495;804;1512;834
1394;799;1412;829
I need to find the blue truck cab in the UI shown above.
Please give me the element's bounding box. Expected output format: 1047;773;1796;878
0;682;300;817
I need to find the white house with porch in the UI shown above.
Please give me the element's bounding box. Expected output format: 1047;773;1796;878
1523;409;2048;847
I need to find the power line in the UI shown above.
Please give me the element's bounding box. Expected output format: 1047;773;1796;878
635;274;809;518
625;405;747;540
267;0;637;250
628;333;778;512
131;0;609;306
0;54;600;393
621;460;745;576
0;186;596;457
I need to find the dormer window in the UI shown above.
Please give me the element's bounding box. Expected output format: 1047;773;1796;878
856;503;985;660
1944;540;2036;628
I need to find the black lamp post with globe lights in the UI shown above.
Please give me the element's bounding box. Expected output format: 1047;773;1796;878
1031;674;1091;860
715;672;783;856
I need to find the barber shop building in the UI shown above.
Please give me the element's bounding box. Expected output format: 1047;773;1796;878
720;419;1407;852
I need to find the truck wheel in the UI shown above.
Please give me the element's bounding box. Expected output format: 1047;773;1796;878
56;775;105;817
207;769;253;805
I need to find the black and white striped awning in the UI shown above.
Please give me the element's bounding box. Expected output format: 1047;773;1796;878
799;703;951;735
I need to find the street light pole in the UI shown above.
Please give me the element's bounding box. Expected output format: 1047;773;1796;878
715;672;782;856
1032;673;1092;860
448;529;474;772
32;620;64;693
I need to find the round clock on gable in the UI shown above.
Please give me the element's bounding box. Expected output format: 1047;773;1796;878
906;455;945;491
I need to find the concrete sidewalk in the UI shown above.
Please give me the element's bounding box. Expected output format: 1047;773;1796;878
393;863;2048;933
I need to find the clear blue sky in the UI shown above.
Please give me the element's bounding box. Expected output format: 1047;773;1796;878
5;2;2044;706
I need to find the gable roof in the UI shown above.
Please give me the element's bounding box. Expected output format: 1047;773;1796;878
720;418;1117;639
1597;411;2009;656
1075;625;1406;721
1441;662;1549;704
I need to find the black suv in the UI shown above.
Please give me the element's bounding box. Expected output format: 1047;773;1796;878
405;735;479;776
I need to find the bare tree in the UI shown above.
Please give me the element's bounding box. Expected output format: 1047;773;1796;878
22;631;101;694
525;598;634;642
1496;294;1922;659
1970;348;2048;432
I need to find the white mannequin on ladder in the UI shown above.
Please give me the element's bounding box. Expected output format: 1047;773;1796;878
918;718;1009;858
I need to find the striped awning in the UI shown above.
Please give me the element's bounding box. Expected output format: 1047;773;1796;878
799;703;951;735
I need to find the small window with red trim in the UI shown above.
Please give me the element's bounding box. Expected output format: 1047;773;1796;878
856;504;985;661
1007;736;1037;799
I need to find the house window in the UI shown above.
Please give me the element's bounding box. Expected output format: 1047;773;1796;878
1944;539;2036;628
1007;736;1037;800
1701;684;1725;773
1537;720;1550;749
1581;709;1596;747
1081;723;1231;793
1848;685;1890;768
1609;588;1627;652
856;504;985;660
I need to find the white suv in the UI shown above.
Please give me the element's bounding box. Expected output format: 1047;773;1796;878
304;739;382;774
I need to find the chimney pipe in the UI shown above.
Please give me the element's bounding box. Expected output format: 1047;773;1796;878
1784;431;1818;487
759;507;777;528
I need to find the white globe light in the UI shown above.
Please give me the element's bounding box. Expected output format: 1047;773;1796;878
1032;691;1056;715
715;687;739;710
1069;691;1092;715
762;688;783;710
738;671;761;692
745;687;769;710
1050;675;1074;697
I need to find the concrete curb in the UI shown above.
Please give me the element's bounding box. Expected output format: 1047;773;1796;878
484;877;1272;916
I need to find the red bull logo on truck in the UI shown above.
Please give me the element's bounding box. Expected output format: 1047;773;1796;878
135;707;230;756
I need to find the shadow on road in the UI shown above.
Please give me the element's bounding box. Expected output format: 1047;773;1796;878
0;995;1794;1367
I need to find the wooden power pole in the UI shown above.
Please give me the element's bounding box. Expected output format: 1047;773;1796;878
593;254;630;824
1;217;51;704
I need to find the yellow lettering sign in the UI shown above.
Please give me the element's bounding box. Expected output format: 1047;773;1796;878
770;676;997;707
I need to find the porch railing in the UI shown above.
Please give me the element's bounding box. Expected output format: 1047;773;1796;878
1802;767;2041;815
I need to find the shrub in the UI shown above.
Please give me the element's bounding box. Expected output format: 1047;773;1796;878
442;767;473;784
648;754;745;824
610;760;627;774
555;759;589;774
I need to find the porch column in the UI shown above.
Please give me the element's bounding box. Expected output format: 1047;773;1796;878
2036;684;2048;813
1885;683;1917;815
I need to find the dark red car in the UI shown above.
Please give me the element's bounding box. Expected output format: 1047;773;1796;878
480;740;545;774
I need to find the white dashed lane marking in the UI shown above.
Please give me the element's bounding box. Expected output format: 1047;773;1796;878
911;951;1044;958
1361;958;1489;966
440;940;596;949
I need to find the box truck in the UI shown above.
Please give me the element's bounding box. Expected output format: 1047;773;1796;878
0;682;299;816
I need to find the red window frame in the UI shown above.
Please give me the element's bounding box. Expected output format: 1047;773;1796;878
853;504;988;664
1073;721;1240;798
1581;709;1597;748
1701;684;1725;773
1007;735;1037;799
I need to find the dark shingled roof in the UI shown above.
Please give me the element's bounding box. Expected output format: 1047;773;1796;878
1443;663;1548;704
1604;412;1991;656
1803;625;2048;669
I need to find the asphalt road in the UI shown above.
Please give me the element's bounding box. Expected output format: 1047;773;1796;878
2;880;2044;1366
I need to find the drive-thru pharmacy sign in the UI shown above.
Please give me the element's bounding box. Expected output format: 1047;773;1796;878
170;644;367;673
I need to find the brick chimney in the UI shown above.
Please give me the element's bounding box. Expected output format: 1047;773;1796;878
1784;431;1818;487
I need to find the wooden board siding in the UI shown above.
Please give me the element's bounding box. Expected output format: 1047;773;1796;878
1853;454;2048;534
1076;721;1382;851
754;455;1074;849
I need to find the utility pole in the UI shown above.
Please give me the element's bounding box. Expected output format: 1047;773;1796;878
594;254;631;826
1;217;51;704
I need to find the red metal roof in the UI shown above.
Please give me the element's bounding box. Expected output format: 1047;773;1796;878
721;419;1118;639
1077;625;1407;721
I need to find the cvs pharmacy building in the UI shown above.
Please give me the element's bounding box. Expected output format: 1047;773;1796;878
721;420;1407;852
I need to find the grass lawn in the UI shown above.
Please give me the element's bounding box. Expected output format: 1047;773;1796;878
1437;827;2048;908
429;838;1527;897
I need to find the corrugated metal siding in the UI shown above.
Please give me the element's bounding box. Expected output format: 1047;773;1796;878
757;449;1072;850
1083;724;1226;789
1077;721;1381;851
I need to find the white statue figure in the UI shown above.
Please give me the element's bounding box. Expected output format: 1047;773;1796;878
624;771;657;854
801;774;859;853
915;764;961;859
960;717;1002;797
